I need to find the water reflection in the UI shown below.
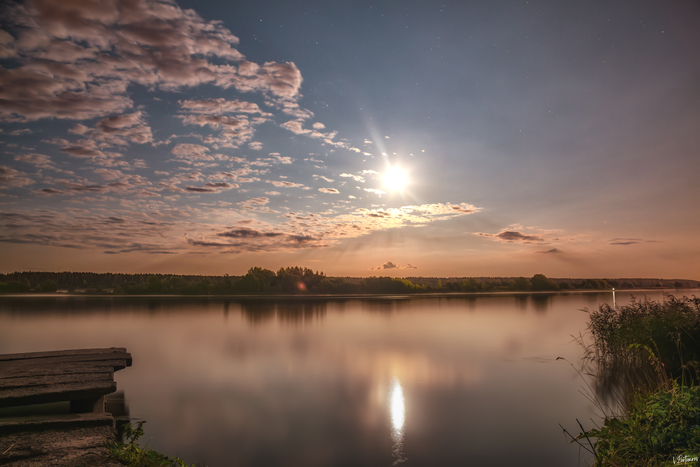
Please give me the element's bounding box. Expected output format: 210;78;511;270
531;294;554;313
3;291;677;467
239;300;327;325
390;377;407;465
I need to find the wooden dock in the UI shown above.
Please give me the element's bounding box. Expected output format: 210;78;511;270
0;348;132;466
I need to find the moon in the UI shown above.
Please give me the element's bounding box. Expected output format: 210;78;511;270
382;167;408;192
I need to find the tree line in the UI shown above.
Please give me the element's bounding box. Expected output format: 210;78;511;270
0;269;697;295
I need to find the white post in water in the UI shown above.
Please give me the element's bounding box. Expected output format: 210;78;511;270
612;287;616;308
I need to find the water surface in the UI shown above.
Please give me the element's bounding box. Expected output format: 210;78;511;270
0;290;686;466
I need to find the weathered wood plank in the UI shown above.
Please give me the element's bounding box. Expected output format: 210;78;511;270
0;348;129;363
0;370;114;389
0;361;127;379
0;413;115;435
0;424;122;466
0;380;117;409
1;353;131;372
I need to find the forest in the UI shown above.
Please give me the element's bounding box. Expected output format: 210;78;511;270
0;269;697;295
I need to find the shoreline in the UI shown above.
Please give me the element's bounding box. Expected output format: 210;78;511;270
0;288;697;301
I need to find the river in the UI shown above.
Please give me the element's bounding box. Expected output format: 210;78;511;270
1;289;691;466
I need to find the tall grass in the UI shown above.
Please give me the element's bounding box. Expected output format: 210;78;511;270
584;295;700;410
572;295;700;466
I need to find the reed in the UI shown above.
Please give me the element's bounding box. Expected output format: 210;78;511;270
570;295;700;466
584;295;700;408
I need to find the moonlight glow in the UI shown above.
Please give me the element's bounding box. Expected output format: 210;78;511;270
382;167;409;192
390;379;405;432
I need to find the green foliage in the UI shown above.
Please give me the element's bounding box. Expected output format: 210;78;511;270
580;278;611;290
530;274;560;291
511;276;531;291
40;280;57;292
0;281;31;293
576;383;700;466
360;276;416;294
1;271;694;296
106;421;198;467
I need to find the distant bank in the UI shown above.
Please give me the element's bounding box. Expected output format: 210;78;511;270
1;268;698;296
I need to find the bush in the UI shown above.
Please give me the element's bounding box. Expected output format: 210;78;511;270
577;383;700;466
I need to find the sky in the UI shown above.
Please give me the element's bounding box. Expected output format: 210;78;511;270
1;0;699;279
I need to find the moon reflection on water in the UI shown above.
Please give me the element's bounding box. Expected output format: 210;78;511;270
390;378;407;465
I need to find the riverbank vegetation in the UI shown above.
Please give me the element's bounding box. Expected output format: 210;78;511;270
574;296;700;466
1;269;696;295
106;421;201;467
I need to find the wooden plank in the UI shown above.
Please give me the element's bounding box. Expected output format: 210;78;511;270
0;348;129;362
0;361;128;379
0;349;132;367
71;395;105;414
0;370;114;389
0;413;115;435
0;380;116;409
0;424;122;466
1;354;131;372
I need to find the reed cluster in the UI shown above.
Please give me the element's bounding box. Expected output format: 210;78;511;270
574;295;700;466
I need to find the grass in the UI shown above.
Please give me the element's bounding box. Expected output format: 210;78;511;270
585;295;700;408
571;295;700;466
106;421;200;467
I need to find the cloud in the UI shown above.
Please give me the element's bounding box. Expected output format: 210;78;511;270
0;166;35;188
280;119;360;152
313;175;334;183
476;230;545;243
312;122;325;130
281;120;310;135
364;188;386;195
171;143;213;162
0;0;305;122
178;114;256;147
0;199;480;255
187;227;323;252
248;141;263;150
179;98;270;115
68;112;153;146
538;248;561;254
268;155;293;164
94;168;125;181
217;227;283;239
1;128;34;136
239;196;278;213
0;210;183;254
45;138;128;167
34;187;65;196
268;180;305;188
371;261;418;270
609;237;643;245
318;188;340;194
14;153;57;169
185;182;237;193
340;173;365;182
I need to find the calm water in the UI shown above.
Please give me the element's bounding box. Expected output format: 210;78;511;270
0;290;689;466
